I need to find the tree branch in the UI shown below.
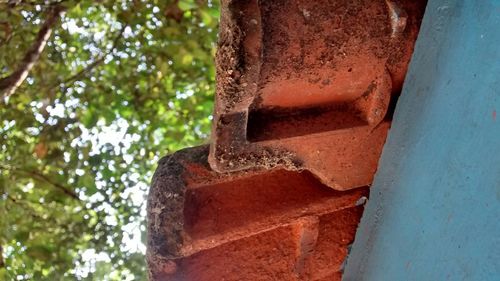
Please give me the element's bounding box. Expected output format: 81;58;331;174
0;245;4;268
0;164;80;201
24;170;80;201
0;21;13;47
5;194;56;223
54;24;127;90
0;4;66;98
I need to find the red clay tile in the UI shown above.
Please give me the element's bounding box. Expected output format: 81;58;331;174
147;146;368;280
147;1;428;278
210;0;426;190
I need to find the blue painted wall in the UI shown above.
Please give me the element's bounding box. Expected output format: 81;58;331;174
343;1;500;280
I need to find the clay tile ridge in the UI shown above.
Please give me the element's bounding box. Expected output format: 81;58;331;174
147;145;368;281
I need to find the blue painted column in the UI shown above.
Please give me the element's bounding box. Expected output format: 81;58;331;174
343;1;500;280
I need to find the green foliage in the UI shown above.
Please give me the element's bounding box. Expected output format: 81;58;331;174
0;0;219;279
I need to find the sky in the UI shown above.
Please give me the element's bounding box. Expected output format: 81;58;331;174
47;104;149;279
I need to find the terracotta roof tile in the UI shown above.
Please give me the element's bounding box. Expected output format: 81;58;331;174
147;0;427;279
210;0;426;190
147;146;367;280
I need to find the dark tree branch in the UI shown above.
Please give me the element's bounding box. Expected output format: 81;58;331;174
54;24;127;90
0;21;13;47
164;0;183;23
0;164;80;201
5;194;56;223
7;0;64;8
24;170;80;201
0;245;4;268
0;4;66;98
6;194;17;203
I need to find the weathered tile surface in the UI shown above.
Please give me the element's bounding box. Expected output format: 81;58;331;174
147;146;367;280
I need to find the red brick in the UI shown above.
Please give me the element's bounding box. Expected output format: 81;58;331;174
210;0;426;190
147;146;368;280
